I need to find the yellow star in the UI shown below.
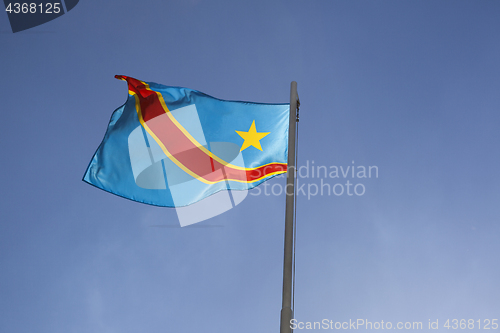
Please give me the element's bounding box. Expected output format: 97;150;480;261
235;120;270;151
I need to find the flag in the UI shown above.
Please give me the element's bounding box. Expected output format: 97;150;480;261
83;76;290;208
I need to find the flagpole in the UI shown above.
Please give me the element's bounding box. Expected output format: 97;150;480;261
280;81;298;333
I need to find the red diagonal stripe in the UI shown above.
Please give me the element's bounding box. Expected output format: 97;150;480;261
117;75;287;183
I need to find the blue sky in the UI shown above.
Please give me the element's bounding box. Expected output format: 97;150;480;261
1;1;500;332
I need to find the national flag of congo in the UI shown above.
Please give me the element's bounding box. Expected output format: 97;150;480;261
83;76;289;207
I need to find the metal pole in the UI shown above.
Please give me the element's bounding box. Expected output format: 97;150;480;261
280;81;298;333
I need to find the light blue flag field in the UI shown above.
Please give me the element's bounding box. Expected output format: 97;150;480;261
83;76;289;223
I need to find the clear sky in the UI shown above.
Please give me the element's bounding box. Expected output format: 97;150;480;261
1;1;500;332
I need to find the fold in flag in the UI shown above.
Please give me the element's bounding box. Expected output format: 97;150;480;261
83;76;290;208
